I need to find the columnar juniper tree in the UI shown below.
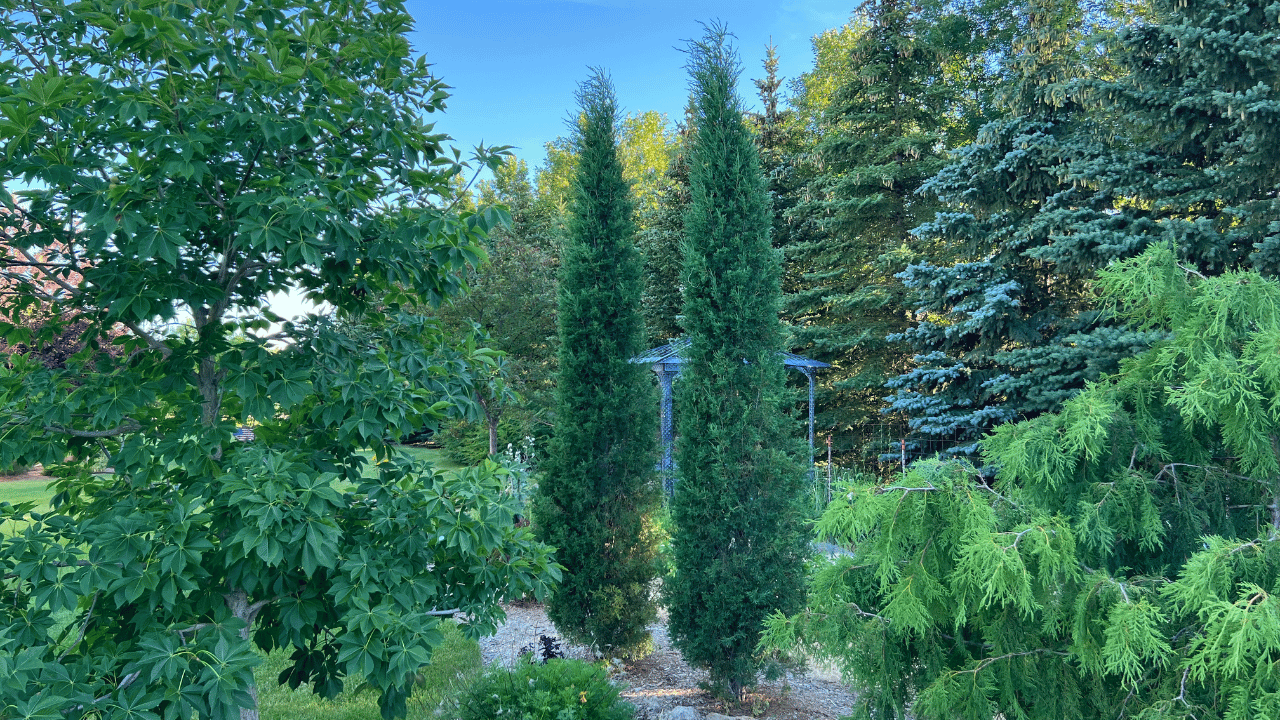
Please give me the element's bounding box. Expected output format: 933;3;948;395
533;71;661;657
0;1;558;718
665;27;808;702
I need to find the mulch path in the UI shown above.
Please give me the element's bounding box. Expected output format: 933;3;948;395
0;466;51;483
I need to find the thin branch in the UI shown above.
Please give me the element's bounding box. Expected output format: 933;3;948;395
234;143;265;199
16;246;81;297
11;35;47;73
427;607;463;617
43;420;141;438
199;184;227;211
1175;667;1190;707
93;671;141;704
878;483;937;494
122;320;173;358
957;648;1071;676
1178;263;1208;281
56;592;98;662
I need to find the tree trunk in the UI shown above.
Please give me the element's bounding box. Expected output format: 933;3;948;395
477;392;500;457
226;588;264;720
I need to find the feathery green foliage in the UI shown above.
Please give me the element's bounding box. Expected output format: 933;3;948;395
664;25;808;702
763;244;1280;719
532;71;661;657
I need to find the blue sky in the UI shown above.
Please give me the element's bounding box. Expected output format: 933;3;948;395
404;0;856;170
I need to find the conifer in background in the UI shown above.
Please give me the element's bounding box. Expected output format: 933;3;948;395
1074;0;1280;275
885;0;1154;461
665;26;808;701
782;0;979;461
638;99;695;346
532;71;661;656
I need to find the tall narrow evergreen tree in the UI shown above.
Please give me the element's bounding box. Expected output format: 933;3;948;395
532;71;661;656
665;26;808;701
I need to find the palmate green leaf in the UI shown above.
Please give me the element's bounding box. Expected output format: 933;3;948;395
0;0;558;715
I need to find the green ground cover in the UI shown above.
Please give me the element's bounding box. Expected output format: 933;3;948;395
255;621;482;720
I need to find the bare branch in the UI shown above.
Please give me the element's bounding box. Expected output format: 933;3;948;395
122;319;173;358
57;592;98;661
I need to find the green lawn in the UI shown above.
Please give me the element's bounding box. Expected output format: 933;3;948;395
255;621;482;720
0;478;56;536
0;478;55;512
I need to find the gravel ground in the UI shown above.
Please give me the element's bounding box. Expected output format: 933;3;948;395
478;601;856;720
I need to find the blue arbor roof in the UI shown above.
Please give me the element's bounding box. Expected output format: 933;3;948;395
630;338;831;372
629;338;829;497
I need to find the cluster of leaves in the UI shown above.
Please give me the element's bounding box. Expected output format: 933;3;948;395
451;658;635;720
0;0;560;718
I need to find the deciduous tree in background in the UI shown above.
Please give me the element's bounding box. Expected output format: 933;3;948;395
532;71;661;657
665;26;808;702
0;1;557;717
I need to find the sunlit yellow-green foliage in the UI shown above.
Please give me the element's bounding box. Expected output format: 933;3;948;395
536;110;677;227
787;20;866;136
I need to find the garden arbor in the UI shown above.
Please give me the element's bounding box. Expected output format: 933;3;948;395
631;337;829;496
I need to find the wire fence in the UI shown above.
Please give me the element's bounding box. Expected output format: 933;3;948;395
811;424;975;477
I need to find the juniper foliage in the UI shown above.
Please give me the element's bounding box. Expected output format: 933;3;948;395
532;71;661;657
665;26;808;702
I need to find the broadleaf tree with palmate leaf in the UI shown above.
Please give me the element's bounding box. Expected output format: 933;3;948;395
0;0;559;718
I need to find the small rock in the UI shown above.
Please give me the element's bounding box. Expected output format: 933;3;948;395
659;707;702;720
705;714;753;720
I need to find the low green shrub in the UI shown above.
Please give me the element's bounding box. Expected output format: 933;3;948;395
451;658;634;720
